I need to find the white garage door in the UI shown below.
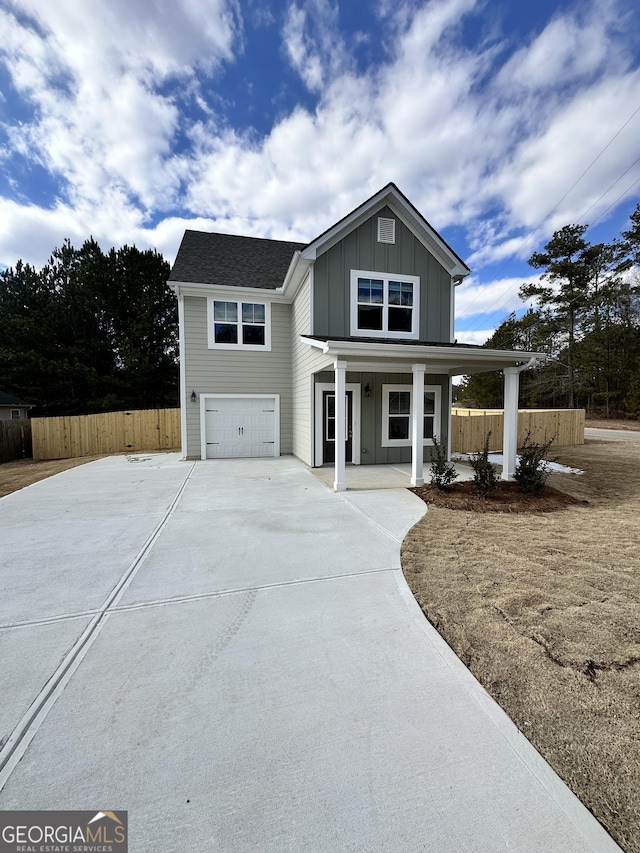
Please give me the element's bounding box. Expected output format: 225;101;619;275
204;396;277;459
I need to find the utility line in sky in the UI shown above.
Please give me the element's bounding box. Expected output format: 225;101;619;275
459;102;640;331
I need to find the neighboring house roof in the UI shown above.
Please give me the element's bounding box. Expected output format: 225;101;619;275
0;391;31;407
169;231;306;289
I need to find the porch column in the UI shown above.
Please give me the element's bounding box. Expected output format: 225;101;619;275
334;359;347;492
503;367;520;481
411;363;426;487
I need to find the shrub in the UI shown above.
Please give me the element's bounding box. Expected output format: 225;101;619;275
514;431;557;493
470;432;499;497
429;435;459;490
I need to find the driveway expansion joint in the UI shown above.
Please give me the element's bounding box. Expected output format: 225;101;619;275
0;461;197;791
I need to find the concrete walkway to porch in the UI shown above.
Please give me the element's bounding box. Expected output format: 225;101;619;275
310;460;475;490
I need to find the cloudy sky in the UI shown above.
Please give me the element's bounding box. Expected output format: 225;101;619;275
1;0;639;343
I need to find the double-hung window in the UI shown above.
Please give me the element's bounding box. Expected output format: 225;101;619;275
382;385;440;446
350;270;420;339
209;299;271;350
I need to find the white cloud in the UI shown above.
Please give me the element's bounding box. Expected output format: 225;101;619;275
455;273;544;320
0;0;239;216
454;329;495;346
0;0;639;279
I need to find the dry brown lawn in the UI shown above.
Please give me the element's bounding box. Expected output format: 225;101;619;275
402;438;640;853
0;456;103;498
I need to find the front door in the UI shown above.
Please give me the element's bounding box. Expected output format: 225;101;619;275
322;390;353;464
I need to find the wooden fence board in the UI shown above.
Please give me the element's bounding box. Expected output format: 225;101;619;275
0;419;33;462
28;406;583;461
451;408;585;453
31;409;181;460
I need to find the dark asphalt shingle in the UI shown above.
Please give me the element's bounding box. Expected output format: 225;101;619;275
0;391;31;406
169;231;307;289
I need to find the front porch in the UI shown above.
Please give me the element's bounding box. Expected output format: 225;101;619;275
302;336;544;492
310;460;475;491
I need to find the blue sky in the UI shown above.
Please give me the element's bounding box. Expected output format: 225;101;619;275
1;0;639;343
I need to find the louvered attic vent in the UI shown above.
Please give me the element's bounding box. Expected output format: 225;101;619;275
377;217;396;244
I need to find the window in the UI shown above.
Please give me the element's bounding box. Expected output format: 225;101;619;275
209;299;271;350
382;384;440;446
350;270;419;339
10;409;20;420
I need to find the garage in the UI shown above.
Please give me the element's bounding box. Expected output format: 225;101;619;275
202;395;279;459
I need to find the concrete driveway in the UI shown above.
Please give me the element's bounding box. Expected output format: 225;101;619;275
585;427;640;441
0;454;620;852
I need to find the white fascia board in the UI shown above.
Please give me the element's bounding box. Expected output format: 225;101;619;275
300;184;470;280
385;198;470;280
309;338;543;366
301;185;399;261
169;280;289;302
281;252;312;300
301;336;329;352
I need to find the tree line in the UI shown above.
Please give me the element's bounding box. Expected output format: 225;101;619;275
0;239;178;416
459;203;640;417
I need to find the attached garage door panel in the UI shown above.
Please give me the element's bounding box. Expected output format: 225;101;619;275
205;397;277;459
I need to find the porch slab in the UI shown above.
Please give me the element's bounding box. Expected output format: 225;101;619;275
310;461;474;490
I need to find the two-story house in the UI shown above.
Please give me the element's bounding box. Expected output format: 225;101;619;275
169;183;540;490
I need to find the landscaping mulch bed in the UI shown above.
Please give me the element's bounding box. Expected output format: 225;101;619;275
410;480;585;513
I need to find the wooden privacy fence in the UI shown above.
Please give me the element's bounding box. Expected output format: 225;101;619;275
31;408;181;460
450;408;585;453
0;419;33;462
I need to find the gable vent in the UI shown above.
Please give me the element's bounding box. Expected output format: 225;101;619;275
377;217;396;244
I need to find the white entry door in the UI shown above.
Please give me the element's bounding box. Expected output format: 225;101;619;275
203;396;278;458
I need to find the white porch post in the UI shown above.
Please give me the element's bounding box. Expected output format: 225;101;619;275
411;363;426;487
334;359;347;492
503;367;520;481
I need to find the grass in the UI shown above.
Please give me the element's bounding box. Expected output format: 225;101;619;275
0;456;102;499
402;438;640;853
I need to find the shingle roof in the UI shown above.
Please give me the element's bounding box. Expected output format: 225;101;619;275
169;230;307;289
0;391;31;406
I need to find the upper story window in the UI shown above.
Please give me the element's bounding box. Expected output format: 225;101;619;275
208;299;271;350
350;270;420;339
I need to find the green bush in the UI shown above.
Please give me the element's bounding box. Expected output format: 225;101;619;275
470;432;499;497
514;431;557;493
429;435;459;490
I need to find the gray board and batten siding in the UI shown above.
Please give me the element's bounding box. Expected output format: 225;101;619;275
182;295;294;459
315;370;450;466
312;206;453;342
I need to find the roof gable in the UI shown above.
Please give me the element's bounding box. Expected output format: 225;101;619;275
169;231;306;290
301;183;470;279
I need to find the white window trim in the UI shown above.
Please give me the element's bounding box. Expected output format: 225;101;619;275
208;298;272;351
381;384;440;447
350;270;420;339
